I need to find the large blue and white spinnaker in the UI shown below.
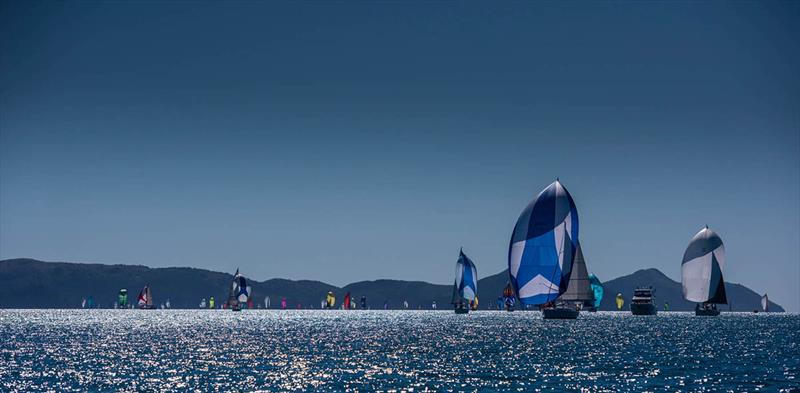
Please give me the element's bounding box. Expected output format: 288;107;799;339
452;249;478;304
508;180;579;305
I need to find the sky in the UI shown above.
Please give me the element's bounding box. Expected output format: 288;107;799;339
1;2;798;311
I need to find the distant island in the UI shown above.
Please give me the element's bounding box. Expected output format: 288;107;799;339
0;258;783;312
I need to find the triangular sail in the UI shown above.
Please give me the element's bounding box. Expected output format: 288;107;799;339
761;294;768;312
559;242;593;302
681;226;727;304
452;249;478;304
508;180;579;305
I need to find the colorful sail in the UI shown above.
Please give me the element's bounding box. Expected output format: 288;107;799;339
761;294;768;312
681;226;727;304
452;249;478;304
209;297;215;309
588;274;603;308
137;286;153;309
228;268;252;309
559;242;593;303
615;293;624;310
118;289;128;308
508;180;579;305
344;292;351;310
326;292;335;309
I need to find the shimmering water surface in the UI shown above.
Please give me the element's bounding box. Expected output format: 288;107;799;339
0;310;798;392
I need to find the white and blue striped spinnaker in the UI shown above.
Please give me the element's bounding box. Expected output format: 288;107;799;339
453;249;478;303
508;180;579;306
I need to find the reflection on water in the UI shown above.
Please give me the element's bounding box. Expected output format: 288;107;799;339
0;310;798;392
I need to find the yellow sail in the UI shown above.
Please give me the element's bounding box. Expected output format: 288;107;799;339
615;293;624;310
325;292;336;309
470;297;479;311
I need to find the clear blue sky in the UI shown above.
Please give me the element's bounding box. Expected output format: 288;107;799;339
1;2;798;311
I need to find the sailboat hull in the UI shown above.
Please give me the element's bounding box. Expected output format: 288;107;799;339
454;307;469;314
542;308;579;319
695;308;720;316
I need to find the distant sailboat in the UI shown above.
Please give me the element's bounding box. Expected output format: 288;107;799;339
118;289;128;309
508;180;580;319
81;298;86;308
452;249;478;314
502;282;516;311
165;299;171;309
615;293;624;310
325;292;335;309
137;286;154;309
281;297;287;310
209;297;215;309
265;296;271;309
761;294;769;313
360;296;367;310
228;268;251;312
558;242;594;312
682;226;727;316
470;297;478;311
343;292;351;310
200;298;207;308
588;274;603;311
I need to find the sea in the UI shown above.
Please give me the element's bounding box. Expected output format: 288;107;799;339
0;310;797;392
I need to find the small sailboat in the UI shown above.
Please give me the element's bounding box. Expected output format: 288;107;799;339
137;286;154;309
452;249;478;314
228;268;252;312
588;274;603;312
615;293;624;310
265;296;271;309
343;292;351;310
431;300;437;309
281;297;287;310
325;292;336;309
118;289;128;309
360;296;367;310
502;282;516;311
682;226;727;316
81;298;86;308
508;180;580;319
403;300;409;309
557;242;594;315
470;297;479;311
760;294;769;313
200;298;207;308
165;299;171;309
209;296;215;309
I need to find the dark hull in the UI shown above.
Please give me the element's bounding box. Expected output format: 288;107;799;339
695;308;720;316
542;308;579;319
630;303;657;315
454;307;469;314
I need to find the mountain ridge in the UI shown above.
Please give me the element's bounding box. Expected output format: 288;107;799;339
0;258;784;312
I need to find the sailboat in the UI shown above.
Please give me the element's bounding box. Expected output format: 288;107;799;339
209;297;215;309
588;274;603;312
682;226;727;316
615;293;624;310
760;294;769;313
325;292;336;309
228;268;252;312
508;180;580;319
200;298;207;308
470;297;479;311
137;286;155;309
165;299;171;309
281;297;287;310
118;289;128;309
502;282;516;311
452;249;478;314
343;292;351;310
558;242;595;313
265;296;271;309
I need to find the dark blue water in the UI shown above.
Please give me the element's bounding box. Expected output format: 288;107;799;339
0;310;797;392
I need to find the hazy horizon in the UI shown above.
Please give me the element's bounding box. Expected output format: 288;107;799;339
2;2;798;311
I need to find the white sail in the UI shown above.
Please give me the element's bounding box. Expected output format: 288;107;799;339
681;226;727;304
761;294;768;312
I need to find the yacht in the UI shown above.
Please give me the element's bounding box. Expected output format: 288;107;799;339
630;287;657;315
